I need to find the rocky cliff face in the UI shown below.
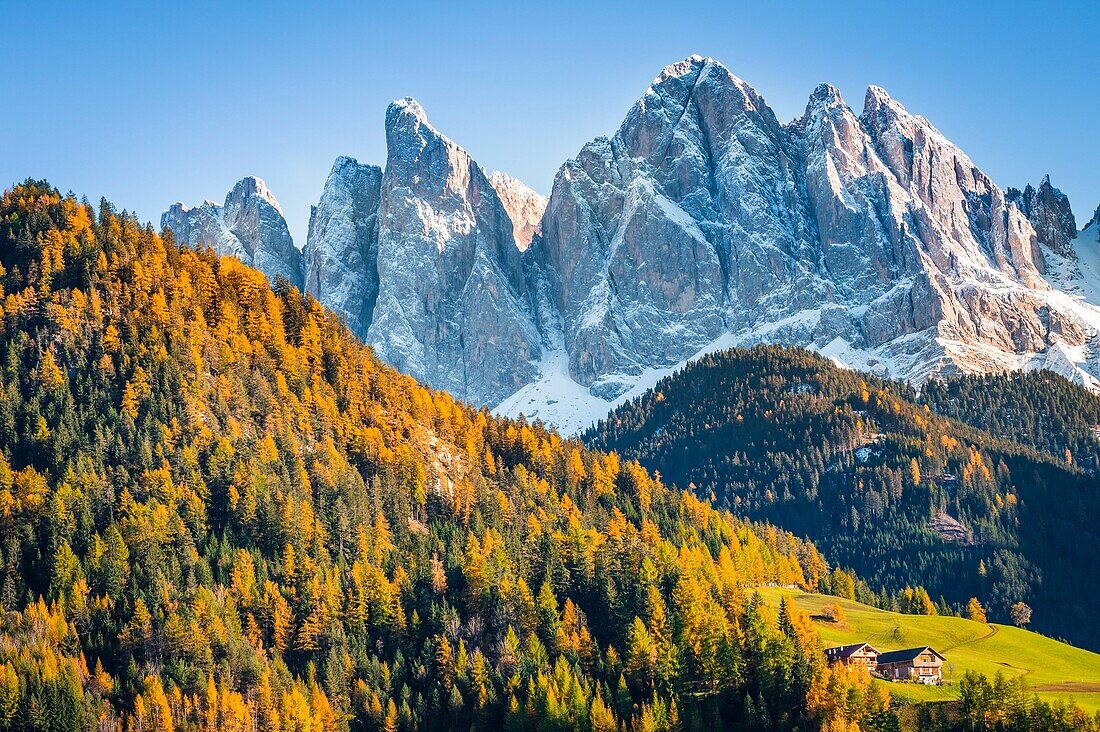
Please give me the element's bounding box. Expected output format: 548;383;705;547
364;98;542;405
526;56;1095;407
1008;176;1078;257
531;57;815;397
489;171;546;251
162;177;303;289
510;56;1100;429
303;157;384;338
164;56;1100;434
169;116;546;406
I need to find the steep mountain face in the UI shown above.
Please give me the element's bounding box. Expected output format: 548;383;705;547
1008;176;1078;256
162;176;303;289
303;156;383;338
165;117;545;406
510;56;1100;429
365;99;542;405
530;56;813;399
796;81;1083;375
489;171;546;251
160;57;1100;435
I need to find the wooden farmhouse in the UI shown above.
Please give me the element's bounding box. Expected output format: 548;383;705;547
875;646;946;684
823;643;879;672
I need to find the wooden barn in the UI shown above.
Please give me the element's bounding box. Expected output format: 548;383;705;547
823;643;879;671
876;646;946;684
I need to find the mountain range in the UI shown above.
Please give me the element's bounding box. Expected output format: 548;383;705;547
162;55;1100;434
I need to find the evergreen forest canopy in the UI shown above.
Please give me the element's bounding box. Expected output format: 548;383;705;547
0;180;904;731
922;371;1100;472
587;348;1100;653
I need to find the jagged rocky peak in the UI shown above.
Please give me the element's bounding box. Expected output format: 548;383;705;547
1086;204;1100;233
226;175;283;216
533;54;825;397
488;171;546;251
1077;203;1100;248
509;56;1100;429
859;84;1046;286
792;81;909;306
1007;175;1079;257
161;176;303;289
161;199;228;251
366;97;541;405
303;156;384;339
222;176;303;288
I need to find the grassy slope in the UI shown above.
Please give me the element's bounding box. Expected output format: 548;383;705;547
758;587;1100;713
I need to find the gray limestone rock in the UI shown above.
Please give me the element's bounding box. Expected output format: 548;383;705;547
364;98;542;405
1007;176;1079;257
162;176;303;289
304;157;384;338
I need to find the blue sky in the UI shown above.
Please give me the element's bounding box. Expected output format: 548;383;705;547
3;0;1097;245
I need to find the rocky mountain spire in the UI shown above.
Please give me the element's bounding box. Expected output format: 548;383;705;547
859;86;1046;287
488;171;546;251
162;176;303;289
304;156;384;338
1007;176;1079;257
531;55;825;396
365;98;542;405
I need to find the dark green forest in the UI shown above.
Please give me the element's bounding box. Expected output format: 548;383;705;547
923;371;1100;471
587;347;1100;653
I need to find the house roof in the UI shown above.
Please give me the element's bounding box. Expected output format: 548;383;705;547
876;646;945;664
824;642;878;659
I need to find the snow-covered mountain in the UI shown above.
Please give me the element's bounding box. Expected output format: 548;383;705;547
161;55;1100;435
505;56;1100;432
162;176;304;289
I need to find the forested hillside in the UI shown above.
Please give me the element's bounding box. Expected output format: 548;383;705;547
0;182;897;730
923;371;1100;471
587;347;1100;653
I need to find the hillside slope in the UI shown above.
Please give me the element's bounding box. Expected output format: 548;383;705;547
0;181;898;731
758;587;1100;714
923;371;1100;471
587;346;1100;651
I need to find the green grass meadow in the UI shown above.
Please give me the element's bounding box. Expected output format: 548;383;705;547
758;587;1100;713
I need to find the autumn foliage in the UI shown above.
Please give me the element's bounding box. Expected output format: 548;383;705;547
0;181;894;730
